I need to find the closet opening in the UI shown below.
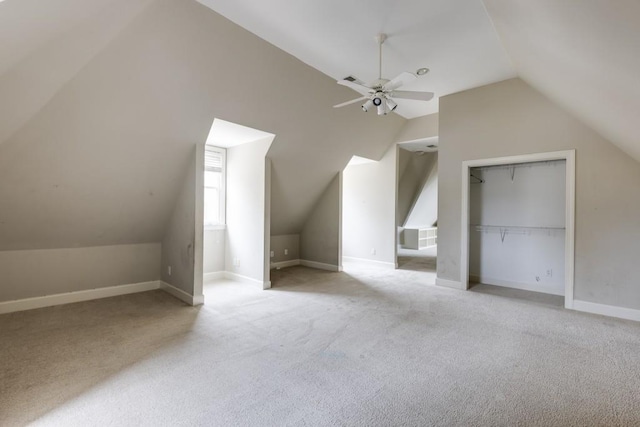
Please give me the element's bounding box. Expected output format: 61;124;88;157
460;151;575;308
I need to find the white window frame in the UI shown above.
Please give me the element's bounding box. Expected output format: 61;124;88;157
204;145;226;230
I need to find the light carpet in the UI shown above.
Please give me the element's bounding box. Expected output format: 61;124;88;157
1;263;639;426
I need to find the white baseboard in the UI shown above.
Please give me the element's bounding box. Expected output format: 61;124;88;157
300;260;341;272
203;271;225;282
436;277;466;290
342;256;396;269
0;281;160;315
469;275;564;296
573;300;640;322
160;281;204;306
270;259;301;269
224;271;267;288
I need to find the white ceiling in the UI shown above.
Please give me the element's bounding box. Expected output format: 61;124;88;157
206;119;275;148
196;0;516;119
484;0;640;163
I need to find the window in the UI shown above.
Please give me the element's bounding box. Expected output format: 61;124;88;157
204;146;226;228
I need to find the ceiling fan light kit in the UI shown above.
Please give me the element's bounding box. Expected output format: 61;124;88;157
333;33;434;116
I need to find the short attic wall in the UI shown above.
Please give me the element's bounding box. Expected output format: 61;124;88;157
0;243;160;302
299;173;342;270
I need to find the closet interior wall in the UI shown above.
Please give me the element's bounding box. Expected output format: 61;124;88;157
469;160;566;295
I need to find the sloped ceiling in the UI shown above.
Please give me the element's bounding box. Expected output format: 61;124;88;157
0;0;403;250
196;0;516;119
483;0;640;162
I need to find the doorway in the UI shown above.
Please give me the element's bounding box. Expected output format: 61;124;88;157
396;139;438;273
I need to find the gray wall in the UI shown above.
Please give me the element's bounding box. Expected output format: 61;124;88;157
438;78;640;310
342;144;397;265
0;243;160;301
224;137;272;282
271;234;300;264
300;173;342;267
161;148;196;294
402;152;438;229
203;229;225;274
395;113;439;144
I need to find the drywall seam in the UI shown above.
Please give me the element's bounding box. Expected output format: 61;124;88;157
0;280;160;314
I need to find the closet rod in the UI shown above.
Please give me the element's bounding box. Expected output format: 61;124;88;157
470;159;564;172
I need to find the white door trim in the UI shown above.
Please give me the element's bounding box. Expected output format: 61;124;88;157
460;150;575;309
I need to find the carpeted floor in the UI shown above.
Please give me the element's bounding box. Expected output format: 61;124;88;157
1;263;639;426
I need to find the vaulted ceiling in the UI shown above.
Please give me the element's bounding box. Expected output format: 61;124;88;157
197;0;640;161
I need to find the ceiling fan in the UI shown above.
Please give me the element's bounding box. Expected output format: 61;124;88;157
333;33;434;116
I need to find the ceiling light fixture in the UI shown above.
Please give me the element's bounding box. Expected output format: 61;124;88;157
416;67;430;76
359;93;395;116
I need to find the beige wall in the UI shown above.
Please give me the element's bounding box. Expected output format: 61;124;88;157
438;78;640;310
342;144;397;265
161;147;196;295
271;235;300;264
395;113;439;144
224;137;272;283
203;229;225;274
300;173;342;267
0;243;160;301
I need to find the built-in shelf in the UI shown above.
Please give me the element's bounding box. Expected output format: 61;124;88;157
404;227;437;250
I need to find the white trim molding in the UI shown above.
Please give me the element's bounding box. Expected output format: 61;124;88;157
469;275;564;296
435;277;465;290
300;260;341;272
160;281;204;306
460;150;576;309
223;271;268;288
342;256;396;269
573;300;640;322
0;281;160;315
203;271;225;282
270;259;301;269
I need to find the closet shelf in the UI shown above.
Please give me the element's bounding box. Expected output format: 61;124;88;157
471;224;565;243
471;225;565;231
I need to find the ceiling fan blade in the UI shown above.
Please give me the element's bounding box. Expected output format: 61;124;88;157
337;79;373;96
333;96;367;108
391;90;434;101
383;71;417;91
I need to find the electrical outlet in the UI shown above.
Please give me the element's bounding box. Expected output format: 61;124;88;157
546;269;553;278
270;251;274;258
370;248;376;255
284;249;288;255
233;257;240;267
168;265;172;276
